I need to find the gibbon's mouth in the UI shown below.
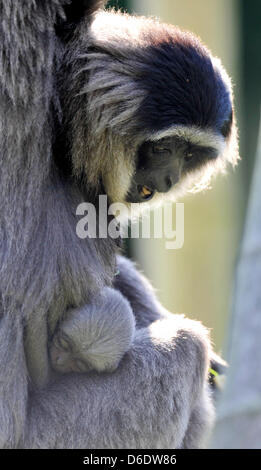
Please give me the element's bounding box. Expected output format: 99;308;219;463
125;183;156;203
137;185;155;201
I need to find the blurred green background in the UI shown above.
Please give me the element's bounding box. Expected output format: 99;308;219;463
107;0;261;354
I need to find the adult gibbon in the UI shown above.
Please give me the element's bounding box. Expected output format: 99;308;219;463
0;0;238;448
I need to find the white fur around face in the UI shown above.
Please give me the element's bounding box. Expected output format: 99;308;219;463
147;125;226;155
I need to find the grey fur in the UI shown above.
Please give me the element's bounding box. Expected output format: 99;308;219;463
25;313;214;449
50;287;135;373
0;1;236;449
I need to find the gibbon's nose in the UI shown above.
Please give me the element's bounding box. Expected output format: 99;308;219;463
156;173;180;193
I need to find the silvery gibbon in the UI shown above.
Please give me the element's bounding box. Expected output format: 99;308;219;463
0;0;238;449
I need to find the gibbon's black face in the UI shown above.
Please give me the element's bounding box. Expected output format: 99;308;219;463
126;136;220;203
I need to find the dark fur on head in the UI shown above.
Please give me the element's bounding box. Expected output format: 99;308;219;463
136;38;232;134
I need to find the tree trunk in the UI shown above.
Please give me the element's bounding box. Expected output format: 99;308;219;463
210;118;261;448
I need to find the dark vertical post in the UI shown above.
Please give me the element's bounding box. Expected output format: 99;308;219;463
240;0;261;187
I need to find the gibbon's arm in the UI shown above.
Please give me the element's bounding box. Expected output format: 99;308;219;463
114;256;163;328
0;0;107;447
0;0;64;447
23;317;213;449
115;256;227;389
0;313;28;448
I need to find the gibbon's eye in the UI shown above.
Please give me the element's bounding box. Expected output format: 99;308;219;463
152;143;171;154
184;152;194;163
75;359;88;372
138;185;155;200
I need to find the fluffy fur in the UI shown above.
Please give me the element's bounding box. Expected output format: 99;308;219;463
0;0;237;448
50;287;135;373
